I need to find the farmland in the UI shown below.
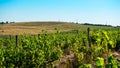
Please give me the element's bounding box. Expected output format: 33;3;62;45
0;21;113;35
0;22;120;68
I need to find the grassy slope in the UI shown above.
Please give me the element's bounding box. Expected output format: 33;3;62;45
0;21;113;35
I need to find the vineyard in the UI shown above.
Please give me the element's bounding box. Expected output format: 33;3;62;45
0;27;120;68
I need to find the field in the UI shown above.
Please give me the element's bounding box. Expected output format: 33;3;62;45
0;21;112;35
0;22;120;68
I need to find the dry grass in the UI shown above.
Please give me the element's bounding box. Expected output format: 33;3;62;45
0;22;79;35
0;21;112;35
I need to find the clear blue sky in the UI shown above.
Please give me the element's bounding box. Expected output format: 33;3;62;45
0;0;120;26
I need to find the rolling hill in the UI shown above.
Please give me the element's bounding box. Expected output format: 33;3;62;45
0;21;112;35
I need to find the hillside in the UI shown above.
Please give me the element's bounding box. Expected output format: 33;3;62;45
0;21;112;35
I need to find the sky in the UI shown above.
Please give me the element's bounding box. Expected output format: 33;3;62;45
0;0;120;26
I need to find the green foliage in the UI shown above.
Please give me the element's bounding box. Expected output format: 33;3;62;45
79;64;92;68
90;30;116;53
0;28;119;68
95;57;104;68
106;54;118;68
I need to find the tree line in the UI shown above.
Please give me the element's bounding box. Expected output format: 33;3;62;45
0;21;15;24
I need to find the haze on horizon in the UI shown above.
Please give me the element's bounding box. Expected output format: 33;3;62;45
0;0;120;26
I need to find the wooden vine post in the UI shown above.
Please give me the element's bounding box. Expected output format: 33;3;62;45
88;27;91;48
9;35;12;40
16;35;18;46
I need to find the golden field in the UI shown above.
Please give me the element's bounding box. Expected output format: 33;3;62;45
0;21;112;35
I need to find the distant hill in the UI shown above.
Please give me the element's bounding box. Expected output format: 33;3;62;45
0;21;113;35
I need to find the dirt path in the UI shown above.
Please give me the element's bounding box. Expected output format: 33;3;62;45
54;54;75;68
